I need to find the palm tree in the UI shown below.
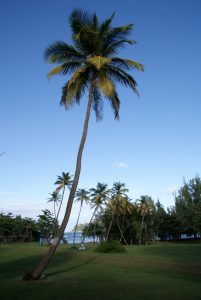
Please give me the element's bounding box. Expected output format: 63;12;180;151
137;195;154;244
119;197;133;243
106;182;129;241
47;191;61;240
82;183;110;243
23;9;143;280
54;172;73;222
47;191;61;220
90;183;110;242
73;188;90;244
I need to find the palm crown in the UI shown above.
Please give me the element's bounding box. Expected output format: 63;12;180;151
75;188;90;204
44;9;144;120
90;182;110;209
54;172;73;192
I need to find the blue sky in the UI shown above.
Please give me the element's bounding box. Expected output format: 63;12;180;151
1;0;201;230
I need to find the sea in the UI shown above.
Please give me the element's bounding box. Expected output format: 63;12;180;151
62;232;93;244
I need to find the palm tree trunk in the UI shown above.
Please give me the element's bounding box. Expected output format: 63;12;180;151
105;201;117;241
145;223;147;245
73;201;83;244
81;207;97;244
117;216;127;245
120;212;126;243
47;190;65;244
54;201;56;220
23;83;94;281
139;213;145;245
93;218;98;243
56;186;65;222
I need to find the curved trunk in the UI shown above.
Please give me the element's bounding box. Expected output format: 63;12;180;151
56;186;66;222
47;189;65;244
54;201;56;220
144;223;147;245
81;207;97;244
23;83;94;281
105;201;118;241
117;215;127;245
120;211;126;243
93;221;97;243
139;213;145;245
73;201;83;244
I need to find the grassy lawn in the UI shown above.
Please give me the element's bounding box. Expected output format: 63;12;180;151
0;242;201;300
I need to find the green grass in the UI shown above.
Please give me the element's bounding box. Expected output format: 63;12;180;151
1;242;201;300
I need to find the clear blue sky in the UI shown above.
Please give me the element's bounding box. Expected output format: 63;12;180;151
1;0;201;230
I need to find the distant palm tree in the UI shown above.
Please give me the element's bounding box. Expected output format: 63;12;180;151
73;188;90;244
47;191;61;219
54;172;73;221
82;183;110;243
23;9;143;280
106;182;129;241
119;197;133;243
137;195;154;244
47;191;62;240
90;183;110;242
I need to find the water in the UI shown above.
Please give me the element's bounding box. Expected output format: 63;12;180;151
63;232;93;244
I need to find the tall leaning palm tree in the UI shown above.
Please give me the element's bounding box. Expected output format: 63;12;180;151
73;188;90;244
23;9;143;280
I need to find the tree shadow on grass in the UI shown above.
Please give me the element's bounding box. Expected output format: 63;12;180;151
48;254;100;277
0;251;76;280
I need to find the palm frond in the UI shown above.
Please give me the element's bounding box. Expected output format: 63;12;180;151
70;9;93;37
44;41;84;63
106;89;120;119
60;67;91;108
107;66;140;96
111;58;144;71
97;73;115;98
104;39;136;56
47;61;82;79
108;24;134;41
92;13;98;30
99;12;115;36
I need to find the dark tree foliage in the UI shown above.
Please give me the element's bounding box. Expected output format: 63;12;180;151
81;175;201;244
0;213;39;242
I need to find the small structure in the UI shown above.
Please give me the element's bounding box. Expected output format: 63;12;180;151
79;243;86;250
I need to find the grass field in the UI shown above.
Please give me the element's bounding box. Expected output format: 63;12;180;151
0;242;201;300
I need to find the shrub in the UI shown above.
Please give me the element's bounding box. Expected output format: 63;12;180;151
95;240;126;253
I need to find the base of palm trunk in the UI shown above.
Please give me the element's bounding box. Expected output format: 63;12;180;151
22;244;57;281
22;271;47;281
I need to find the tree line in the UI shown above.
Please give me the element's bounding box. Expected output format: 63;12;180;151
0;210;58;243
1;174;200;244
73;175;201;244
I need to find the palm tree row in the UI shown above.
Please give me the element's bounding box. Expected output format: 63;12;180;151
73;181;148;244
46;172;155;245
47;178;134;244
80;190;155;245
